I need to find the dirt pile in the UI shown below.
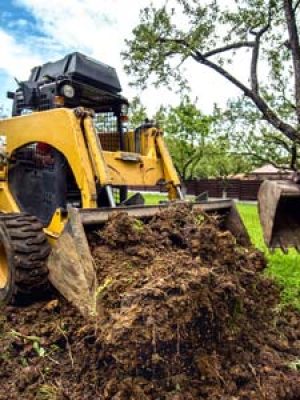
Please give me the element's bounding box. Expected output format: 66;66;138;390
0;205;300;399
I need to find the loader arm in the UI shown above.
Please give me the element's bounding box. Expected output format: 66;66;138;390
0;107;182;239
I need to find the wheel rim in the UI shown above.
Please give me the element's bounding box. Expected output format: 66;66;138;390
0;243;8;289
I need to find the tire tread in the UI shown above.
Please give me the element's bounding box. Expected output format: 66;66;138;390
0;213;50;300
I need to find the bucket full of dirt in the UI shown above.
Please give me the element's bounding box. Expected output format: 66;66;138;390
0;205;299;400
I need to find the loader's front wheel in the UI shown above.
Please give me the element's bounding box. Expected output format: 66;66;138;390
0;213;51;304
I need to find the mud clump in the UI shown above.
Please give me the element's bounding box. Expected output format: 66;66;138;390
0;205;300;399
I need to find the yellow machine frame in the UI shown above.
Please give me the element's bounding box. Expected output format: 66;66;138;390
0;108;181;239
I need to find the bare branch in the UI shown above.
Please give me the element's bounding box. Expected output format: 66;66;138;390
191;49;300;142
251;38;261;94
284;0;300;124
203;42;255;58
293;0;300;12
158;38;255;58
250;2;273;94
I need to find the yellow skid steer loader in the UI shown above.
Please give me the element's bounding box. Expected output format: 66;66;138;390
0;53;249;315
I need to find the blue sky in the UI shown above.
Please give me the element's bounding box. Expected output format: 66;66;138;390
0;0;144;114
1;1;40;37
0;0;37;111
0;0;242;116
0;0;53;112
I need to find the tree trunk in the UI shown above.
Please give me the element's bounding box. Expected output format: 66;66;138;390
284;0;300;125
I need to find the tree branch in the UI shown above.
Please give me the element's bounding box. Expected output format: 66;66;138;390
235;152;291;169
191;49;300;142
263;135;292;152
250;2;272;94
250;40;260;94
293;0;300;12
159;37;255;58
155;13;299;144
203;42;255;58
157;31;299;142
284;0;300;124
182;151;203;180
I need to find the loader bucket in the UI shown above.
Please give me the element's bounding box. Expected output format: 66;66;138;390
47;208;98;317
258;180;300;251
46;200;249;317
79;199;250;246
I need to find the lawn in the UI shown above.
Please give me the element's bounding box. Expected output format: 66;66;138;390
238;203;300;309
142;192;168;205
141;192;300;308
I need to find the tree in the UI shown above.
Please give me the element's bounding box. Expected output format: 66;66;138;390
153;97;252;179
123;0;300;165
127;95;255;180
155;97;214;179
218;99;296;169
192;140;252;180
128;96;148;128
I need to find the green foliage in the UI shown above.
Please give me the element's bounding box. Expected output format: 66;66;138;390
129;96;148;128
132;218;144;232
129;95;254;178
9;330;46;358
160;96;212;179
155;97;252;179
193;141;252;180
123;0;300;168
33;341;46;357
123;0;279;90
214;100;295;169
95;277;113;299
123;1;219;90
36;384;61;400
289;360;300;371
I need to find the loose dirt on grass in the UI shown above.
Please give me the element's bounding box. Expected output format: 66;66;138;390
0;205;300;399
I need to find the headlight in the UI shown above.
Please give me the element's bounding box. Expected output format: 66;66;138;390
61;84;75;99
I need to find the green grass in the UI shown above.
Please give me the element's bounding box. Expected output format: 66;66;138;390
142;192;168;205
237;203;300;309
141;193;300;308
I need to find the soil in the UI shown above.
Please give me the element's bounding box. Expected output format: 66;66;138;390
0;205;300;399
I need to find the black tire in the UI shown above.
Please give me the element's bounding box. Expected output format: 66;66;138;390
0;213;51;304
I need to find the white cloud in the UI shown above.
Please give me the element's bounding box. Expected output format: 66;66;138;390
0;29;41;78
1;0;248;114
13;0;147;63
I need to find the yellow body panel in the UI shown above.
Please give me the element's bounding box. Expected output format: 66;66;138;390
0;109;98;209
0;108;182;238
103;152;164;185
0;182;19;213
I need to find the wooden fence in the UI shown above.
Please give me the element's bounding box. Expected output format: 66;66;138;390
183;179;262;201
129;179;263;201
